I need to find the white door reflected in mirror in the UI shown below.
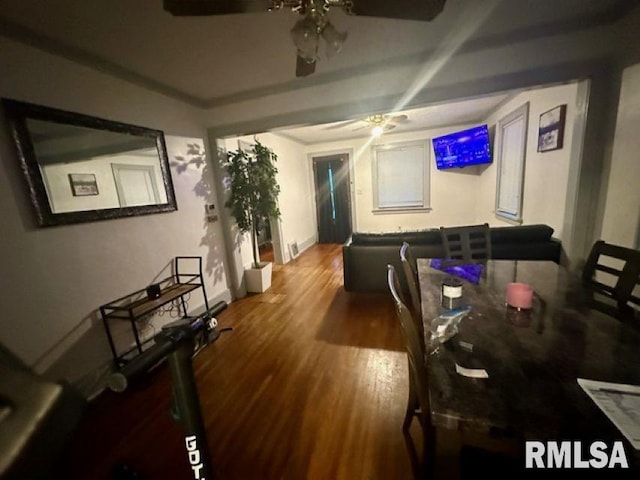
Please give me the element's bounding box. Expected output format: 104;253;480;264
112;162;164;207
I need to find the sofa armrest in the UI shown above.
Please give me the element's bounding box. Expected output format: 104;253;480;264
344;244;446;292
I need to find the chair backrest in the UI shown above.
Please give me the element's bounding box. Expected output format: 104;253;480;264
440;223;492;261
387;265;431;417
400;242;422;321
582;240;640;308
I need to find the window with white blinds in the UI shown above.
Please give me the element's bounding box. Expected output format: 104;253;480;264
496;103;529;223
372;140;430;212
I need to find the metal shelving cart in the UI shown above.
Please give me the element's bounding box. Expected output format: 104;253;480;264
100;256;209;368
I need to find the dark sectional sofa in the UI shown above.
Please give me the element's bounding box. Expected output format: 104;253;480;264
342;224;562;292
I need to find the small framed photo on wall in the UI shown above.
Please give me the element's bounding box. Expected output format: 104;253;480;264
68;173;99;196
537;104;567;152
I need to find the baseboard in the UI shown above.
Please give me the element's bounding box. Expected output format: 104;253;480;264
298;235;317;254
284;235;316;263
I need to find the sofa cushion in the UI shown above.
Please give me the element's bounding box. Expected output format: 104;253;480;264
490;224;554;244
351;229;441;246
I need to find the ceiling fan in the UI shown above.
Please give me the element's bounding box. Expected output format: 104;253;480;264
163;0;447;77
324;113;409;136
354;114;409;136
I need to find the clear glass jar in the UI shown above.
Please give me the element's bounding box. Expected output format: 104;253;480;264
441;276;463;310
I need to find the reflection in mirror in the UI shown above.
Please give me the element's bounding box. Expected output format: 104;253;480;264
2;99;177;227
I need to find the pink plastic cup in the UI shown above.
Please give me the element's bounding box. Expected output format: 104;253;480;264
506;282;533;310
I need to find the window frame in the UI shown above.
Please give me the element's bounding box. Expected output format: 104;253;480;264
495;102;530;224
371;139;431;214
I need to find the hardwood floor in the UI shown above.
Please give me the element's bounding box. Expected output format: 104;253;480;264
54;244;417;479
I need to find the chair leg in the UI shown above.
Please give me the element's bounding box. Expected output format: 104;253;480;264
421;422;437;478
403;430;421;479
404;366;419;433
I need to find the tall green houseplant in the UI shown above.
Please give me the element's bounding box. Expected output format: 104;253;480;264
224;139;281;269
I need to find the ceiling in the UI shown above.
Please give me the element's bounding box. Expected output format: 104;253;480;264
274;91;512;144
0;1;636;145
0;0;635;108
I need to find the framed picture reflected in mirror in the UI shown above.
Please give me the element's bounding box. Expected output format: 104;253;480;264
68;173;99;196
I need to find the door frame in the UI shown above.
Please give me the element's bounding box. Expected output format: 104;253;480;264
307;148;356;235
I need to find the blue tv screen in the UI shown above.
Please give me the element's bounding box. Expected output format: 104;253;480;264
432;124;492;170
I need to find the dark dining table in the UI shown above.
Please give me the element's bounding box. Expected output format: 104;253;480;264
417;259;640;471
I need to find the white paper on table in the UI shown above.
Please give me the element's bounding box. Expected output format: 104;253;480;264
578;378;640;450
455;363;489;379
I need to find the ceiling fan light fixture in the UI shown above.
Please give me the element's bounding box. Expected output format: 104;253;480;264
291;3;347;69
291;15;320;62
322;21;347;58
371;125;384;137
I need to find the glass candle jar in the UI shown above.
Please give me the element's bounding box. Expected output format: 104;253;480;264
441;276;463;310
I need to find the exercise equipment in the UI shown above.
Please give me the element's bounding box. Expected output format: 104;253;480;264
107;301;228;480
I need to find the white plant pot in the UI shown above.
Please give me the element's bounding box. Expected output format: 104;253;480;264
245;261;273;293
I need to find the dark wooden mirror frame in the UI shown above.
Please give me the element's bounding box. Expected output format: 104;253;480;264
2;98;178;227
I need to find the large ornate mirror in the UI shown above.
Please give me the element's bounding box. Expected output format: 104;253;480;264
2;98;177;227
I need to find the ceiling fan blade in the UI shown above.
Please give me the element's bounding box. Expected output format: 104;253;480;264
387;114;409;123
163;0;267;16
352;0;446;22
296;55;316;77
324;119;361;130
384;124;397;131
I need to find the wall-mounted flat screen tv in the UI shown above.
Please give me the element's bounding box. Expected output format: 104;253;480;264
432;124;492;170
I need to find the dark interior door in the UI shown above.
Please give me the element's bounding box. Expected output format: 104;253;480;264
313;154;352;244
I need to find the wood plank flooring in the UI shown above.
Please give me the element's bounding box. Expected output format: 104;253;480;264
54;244;416;479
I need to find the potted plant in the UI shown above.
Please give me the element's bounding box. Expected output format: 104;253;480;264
224;139;281;293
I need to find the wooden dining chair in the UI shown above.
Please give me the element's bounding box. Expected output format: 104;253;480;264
582;240;640;310
400;242;423;334
387;264;435;477
440;223;492;261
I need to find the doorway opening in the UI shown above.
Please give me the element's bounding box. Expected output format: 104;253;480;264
312;153;353;244
257;217;274;263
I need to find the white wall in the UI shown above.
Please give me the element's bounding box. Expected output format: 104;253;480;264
0;37;230;397
600;62;640;248
306;127;481;233
476;83;580;239
262;133;317;258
